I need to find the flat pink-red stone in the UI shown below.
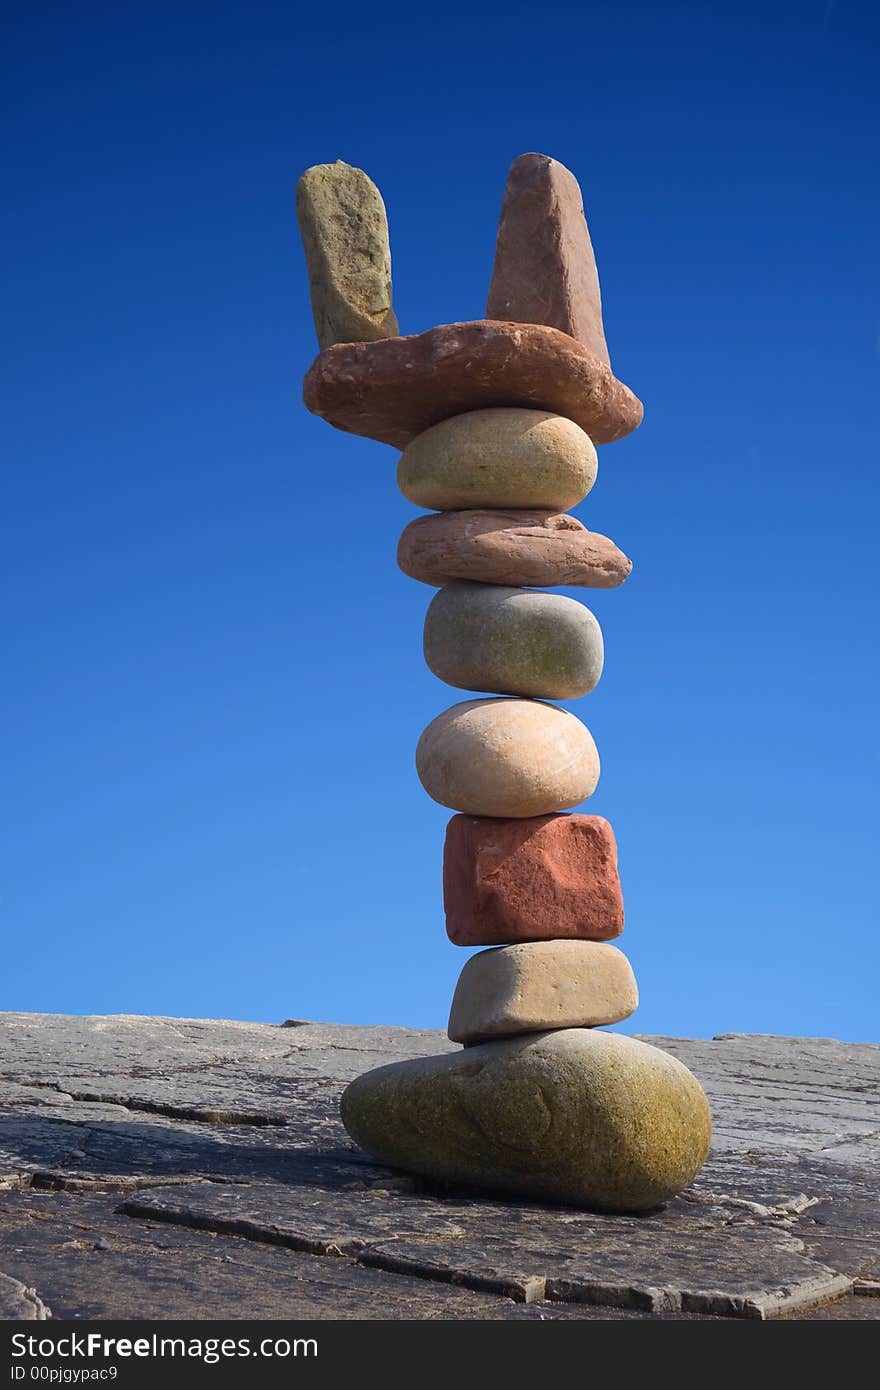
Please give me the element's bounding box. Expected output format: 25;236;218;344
397;508;632;589
303;320;642;450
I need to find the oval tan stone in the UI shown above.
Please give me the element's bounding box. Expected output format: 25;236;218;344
416;698;599;817
340;1028;712;1212
448;940;638;1044
424;582;603;699
397;408;597;511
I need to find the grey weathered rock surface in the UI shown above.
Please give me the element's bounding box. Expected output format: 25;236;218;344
398;509;632;589
416;698;600;817
486;153;611;365
296;160;398;350
340;1029;711;1211
0;1269;50;1319
0;1012;878;1319
424;583;604;699
397;408;597;512
447;940;638;1043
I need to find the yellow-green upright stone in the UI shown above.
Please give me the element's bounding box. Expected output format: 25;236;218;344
340;1028;712;1212
296;160;399;350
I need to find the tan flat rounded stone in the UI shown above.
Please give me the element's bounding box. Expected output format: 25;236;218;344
448;940;638;1044
340;1028;712;1212
398;408;597;511
397;509;632;589
303;320;643;449
416;698;599;817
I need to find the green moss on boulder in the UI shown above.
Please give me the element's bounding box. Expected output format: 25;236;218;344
340;1028;711;1212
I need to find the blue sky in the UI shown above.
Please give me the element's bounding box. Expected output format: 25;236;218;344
3;1;878;1040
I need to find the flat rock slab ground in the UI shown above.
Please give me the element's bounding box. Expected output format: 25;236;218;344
0;1015;878;1321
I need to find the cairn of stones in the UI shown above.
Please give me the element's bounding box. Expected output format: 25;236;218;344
297;154;711;1212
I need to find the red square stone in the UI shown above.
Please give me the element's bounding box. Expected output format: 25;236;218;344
443;813;624;946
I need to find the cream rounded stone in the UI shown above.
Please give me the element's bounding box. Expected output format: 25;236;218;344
397;408;597;511
415;698;599;817
340;1028;712;1212
448;940;638;1044
423;582;604;698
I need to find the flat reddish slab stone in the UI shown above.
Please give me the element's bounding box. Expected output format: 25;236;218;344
486;153;611;366
444;812;624;947
302;320;642;450
398;508;632;589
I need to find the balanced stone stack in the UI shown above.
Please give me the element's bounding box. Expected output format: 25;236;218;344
297;154;711;1212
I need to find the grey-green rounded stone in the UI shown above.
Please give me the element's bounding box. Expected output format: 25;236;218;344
423;582;604;698
340;1028;712;1212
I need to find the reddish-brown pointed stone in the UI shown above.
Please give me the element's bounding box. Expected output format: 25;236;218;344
486;153;611;366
